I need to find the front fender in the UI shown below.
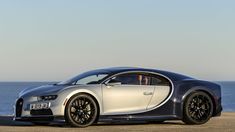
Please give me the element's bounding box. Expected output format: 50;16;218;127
57;85;103;116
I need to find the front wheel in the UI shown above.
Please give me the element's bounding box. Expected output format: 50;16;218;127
183;91;213;125
65;94;98;127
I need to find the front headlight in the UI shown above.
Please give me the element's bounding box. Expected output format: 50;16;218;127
37;95;58;101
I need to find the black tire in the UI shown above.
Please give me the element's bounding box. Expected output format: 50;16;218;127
183;91;213;125
65;94;98;127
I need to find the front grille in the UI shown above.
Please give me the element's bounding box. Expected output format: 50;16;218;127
30;109;53;116
15;98;23;117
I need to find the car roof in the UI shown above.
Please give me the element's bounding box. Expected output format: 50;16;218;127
96;67;193;82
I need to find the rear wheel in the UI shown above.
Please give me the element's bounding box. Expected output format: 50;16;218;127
183;91;213;125
65;94;98;127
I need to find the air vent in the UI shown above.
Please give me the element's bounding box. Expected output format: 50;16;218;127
15;98;23;117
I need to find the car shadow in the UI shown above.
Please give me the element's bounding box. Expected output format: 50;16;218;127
0;116;33;126
93;121;184;126
0;116;184;127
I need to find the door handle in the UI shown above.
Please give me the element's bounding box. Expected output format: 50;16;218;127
143;92;153;95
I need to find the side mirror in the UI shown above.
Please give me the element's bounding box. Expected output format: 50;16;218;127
106;79;122;86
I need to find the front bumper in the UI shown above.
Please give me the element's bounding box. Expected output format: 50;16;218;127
14;116;64;122
14;97;65;122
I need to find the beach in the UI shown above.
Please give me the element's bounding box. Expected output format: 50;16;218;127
0;112;234;132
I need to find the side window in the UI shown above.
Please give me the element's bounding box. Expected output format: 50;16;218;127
110;73;151;85
139;74;151;85
76;74;108;85
150;74;170;86
114;73;139;85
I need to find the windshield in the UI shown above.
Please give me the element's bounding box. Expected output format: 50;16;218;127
57;70;110;85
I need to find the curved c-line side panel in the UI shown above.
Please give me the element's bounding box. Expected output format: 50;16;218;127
147;86;171;109
100;70;174;115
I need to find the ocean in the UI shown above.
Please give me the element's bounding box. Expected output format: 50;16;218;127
0;81;234;115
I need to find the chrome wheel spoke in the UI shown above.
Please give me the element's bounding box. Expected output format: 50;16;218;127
188;94;212;122
69;96;96;126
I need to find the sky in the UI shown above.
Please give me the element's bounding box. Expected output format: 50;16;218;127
0;0;235;81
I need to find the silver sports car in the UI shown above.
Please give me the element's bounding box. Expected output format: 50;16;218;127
14;67;222;127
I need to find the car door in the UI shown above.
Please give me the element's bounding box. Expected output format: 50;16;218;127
102;73;155;115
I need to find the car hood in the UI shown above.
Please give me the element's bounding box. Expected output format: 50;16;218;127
19;84;68;97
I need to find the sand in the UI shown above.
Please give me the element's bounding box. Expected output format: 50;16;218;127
0;112;234;132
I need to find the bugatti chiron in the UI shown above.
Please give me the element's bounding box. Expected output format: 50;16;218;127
14;67;222;127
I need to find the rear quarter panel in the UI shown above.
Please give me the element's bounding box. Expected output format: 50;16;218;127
173;79;222;118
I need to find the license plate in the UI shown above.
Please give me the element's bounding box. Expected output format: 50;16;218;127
30;103;50;110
